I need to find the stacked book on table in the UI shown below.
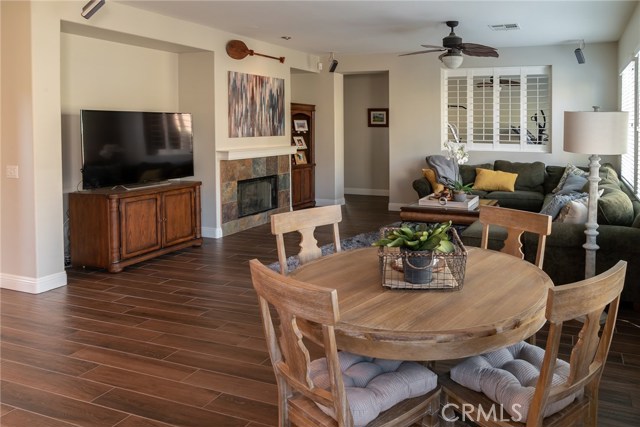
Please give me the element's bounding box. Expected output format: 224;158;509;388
418;194;480;211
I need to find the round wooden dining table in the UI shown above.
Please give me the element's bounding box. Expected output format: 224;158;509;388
290;246;553;361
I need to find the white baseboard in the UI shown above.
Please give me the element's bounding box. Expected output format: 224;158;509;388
202;226;222;239
316;198;346;206
344;188;389;196
0;271;67;294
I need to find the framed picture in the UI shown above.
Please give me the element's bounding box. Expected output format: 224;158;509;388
294;151;308;165
293;119;309;132
368;108;389;127
292;136;307;149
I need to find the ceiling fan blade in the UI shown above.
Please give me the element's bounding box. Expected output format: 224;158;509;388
459;43;499;58
420;44;446;50
399;49;446;56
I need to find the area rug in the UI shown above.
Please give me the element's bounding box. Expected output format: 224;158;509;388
267;221;467;273
267;229;382;273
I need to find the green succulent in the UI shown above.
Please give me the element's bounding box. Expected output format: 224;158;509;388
372;221;455;253
444;178;474;194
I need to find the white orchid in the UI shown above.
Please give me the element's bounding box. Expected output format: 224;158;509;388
443;141;469;165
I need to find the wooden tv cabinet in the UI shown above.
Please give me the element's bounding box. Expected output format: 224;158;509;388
69;181;203;273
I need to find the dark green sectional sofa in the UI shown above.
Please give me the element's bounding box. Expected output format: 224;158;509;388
412;160;640;305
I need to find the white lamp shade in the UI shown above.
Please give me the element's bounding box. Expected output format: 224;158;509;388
441;54;463;69
564;111;629;154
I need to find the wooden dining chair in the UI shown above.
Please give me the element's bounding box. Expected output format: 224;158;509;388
479;205;552;269
271;204;342;275
249;259;441;427
440;260;627;427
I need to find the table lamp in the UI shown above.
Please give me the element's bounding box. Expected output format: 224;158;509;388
563;108;628;278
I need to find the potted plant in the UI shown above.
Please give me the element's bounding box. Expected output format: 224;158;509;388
373;221;455;284
441;141;472;202
444;178;474;202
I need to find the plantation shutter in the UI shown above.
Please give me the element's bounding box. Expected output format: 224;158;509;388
621;59;638;195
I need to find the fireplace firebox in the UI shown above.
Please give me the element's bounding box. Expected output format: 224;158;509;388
237;175;278;218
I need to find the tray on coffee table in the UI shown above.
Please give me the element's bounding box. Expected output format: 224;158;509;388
400;198;498;225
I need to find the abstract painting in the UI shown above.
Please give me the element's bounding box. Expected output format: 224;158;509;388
228;71;285;137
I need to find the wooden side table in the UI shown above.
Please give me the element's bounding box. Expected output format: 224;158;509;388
400;199;498;225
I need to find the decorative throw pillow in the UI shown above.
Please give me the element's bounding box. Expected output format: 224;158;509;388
473;168;518;192
556;197;589;224
556;174;589;195
598;187;635;226
540;192;589;220
421;168;445;194
552;164;588;193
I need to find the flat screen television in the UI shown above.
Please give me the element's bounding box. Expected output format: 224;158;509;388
80;109;194;190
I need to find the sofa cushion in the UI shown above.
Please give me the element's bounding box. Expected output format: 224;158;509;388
494;160;545;193
486;190;545;212
460;163;493;185
421;168;445;193
544;166;567;195
474;169;518;192
553;164;588;193
460;220;508;252
598;187;634;226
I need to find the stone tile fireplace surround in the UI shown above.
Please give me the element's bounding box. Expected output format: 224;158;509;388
220;155;290;235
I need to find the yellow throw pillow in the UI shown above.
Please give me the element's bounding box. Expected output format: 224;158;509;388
422;168;445;193
473;168;518;192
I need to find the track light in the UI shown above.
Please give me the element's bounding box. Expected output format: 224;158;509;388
81;0;105;19
574;40;585;64
329;52;338;73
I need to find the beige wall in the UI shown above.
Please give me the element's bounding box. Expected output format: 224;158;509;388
1;0;636;292
618;2;640;72
337;42;621;209
61;33;182;193
344;73;390;195
291;70;345;205
0;0;318;292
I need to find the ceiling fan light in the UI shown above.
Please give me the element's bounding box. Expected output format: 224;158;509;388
441;53;463;69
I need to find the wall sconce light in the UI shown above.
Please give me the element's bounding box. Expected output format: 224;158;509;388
574;40;585;64
82;0;105;19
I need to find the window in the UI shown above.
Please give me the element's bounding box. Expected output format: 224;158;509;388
443;66;551;152
621;54;639;197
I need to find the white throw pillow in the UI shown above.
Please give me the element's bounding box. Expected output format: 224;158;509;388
556;199;588;223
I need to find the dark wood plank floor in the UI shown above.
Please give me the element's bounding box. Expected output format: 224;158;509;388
1;195;639;426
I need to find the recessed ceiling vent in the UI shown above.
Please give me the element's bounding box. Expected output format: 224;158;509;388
489;23;520;31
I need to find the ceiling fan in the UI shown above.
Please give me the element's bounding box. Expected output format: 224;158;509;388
401;21;498;69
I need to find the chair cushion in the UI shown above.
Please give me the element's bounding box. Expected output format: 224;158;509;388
450;342;583;423
310;351;437;426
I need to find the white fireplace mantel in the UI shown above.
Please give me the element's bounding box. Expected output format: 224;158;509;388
217;146;296;161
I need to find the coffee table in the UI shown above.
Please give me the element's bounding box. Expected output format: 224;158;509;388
400;198;498;225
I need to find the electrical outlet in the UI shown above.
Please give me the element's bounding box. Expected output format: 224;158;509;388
6;165;19;179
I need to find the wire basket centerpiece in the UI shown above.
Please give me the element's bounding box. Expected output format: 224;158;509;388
375;222;467;291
